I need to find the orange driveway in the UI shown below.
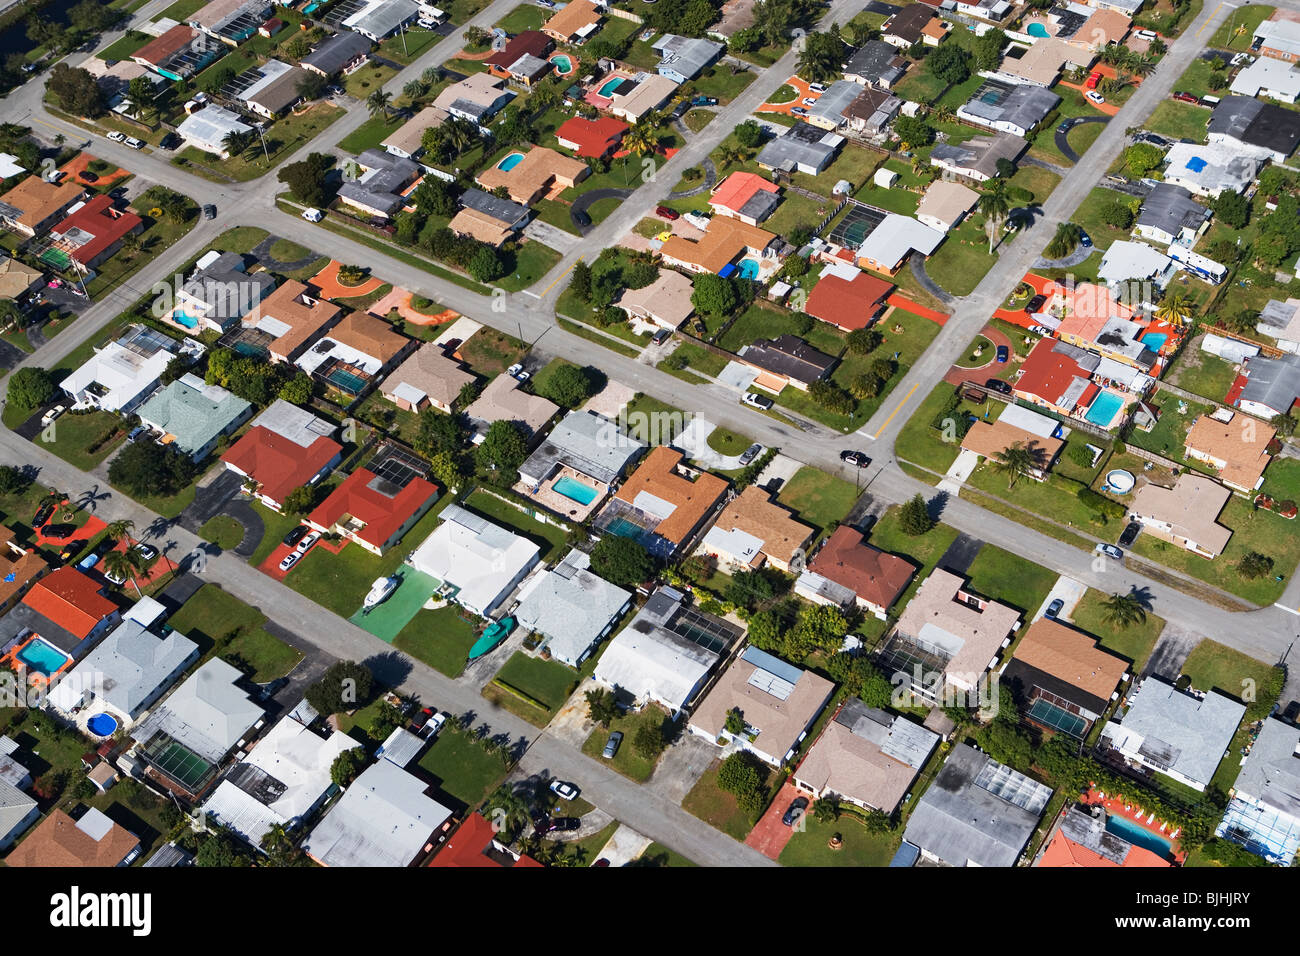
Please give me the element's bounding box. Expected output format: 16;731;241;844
35;513;105;550
758;74;817;115
745;780;805;859
368;286;460;327
60;153;130;186
1058;63;1125;117
887;293;948;325
309;260;387;301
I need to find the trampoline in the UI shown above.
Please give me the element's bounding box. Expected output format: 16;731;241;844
1027;696;1087;738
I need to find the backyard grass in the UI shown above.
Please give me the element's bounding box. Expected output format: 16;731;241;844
580;707;672;782
417;729;511;811
716;301;845;355
482;650;577;727
199;514;245;551
338;113;403;155
1145;100;1210;143
662;342;729;380
1068;186;1142;253
778;813;901;867
923;217;999;296
1180;638;1277;700
681;757;774;841
393;605;480;678
777;466;860;537
496;3;546;32
963;544;1058;618
36;411;125;471
1164;343;1238;402
462;489;568;561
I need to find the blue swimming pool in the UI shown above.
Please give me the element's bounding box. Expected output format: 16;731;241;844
737;258;760;280
554;475;599;505
16;637;72;677
497;151;525;171
1141;332;1168;352
1085;391;1124;428
597;77;626;97
87;712;119;738
172;309;199;329
1027;22;1050;37
1106;813;1174;860
551;54;574;75
606;516;647;540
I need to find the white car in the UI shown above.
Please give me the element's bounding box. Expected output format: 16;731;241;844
295;530;321;554
741;392;773;411
426;711;447;737
550;779;580;801
1028;324;1054;336
1085;90;1105;105
807;82;828;93
106;130;125;142
802;97;817;106
40;405;66;426
123;136;144;149
278;551;302;572
506;363;524;377
105;566;127;585
301;207;323;222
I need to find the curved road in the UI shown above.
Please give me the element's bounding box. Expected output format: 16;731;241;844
1055;115;1110;165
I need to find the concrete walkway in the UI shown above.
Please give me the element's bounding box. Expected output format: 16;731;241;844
593;824;653;866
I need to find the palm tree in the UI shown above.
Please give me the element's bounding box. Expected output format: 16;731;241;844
124;76;154;119
1155;288;1194;325
403;78;428;101
1045;222;1081;260
978;182;1011;254
105;518;135;547
102;547;145;598
444;119;474;155
222;128;253;159
993;441;1038;489
39;487;65;511
624;121;658;160
1129;55;1155;78
718;144;746;170
1100;591;1147;629
366;89;392;119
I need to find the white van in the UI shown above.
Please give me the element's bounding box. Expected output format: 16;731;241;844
301;207;323;222
1135;29;1157;41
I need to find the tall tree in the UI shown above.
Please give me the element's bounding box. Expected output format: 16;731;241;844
1100;591;1147;629
993;441;1037;489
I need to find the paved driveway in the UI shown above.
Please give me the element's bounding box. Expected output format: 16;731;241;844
1035;575;1088;623
523;219;582;254
745;779;803;860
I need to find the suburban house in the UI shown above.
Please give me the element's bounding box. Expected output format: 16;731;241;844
1184;411;1275;493
915;180;979;233
382;105;450;160
512;549;632;665
429;812;543;867
756;122;844;175
516;409;645;518
293;309;413;398
988;37;1094;88
615;268;695;332
879;568;1020;701
485;30;555;79
700;486;813;573
306;463;440;555
1013;338;1105;418
591;586;742;716
605;73;679;123
803;266;893;331
341;0;419;41
475;145;588;205
136;372;252;461
1039;805;1174;867
5;564;120;661
189;0;272;46
1134;183;1211;247
0;737;30;790
1254;13;1300;62
0;255;42;301
433;72;516;127
1236;352;1300;419
554;115;629;159
175;105;255;157
165;249;275;334
1000;617;1129;739
233;59;308;118
792;700;939;814
901;743;1053;867
1100;678;1246;792
542;0;603;43
449;188;532;247
1097;240;1178;292
595;446;728;560
1162;141;1263;198
380;342;476;413
855;213;944;275
0;175;84;237
956;0;1012;20
957;81;1059;136
929;132;1027;183
201;714;361;848
6;807;141;867
796;524;917;618
221;400;344;511
0;527;46;615
1207;95;1300;163
959;417;1065;480
303;758;453;866
807;80;871;131
337;148;422;220
658;216;779;276
1229;55;1300;104
132;24;214;80
407;503;541;617
1129;472;1233;558
841;87;903;136
464;373;558;441
46;597;199;730
689;645;834;767
653;34;724;82
737;334;837;392
0;778;38;852
709;172;781;226
46;195;143;271
61;323;197;414
238;279;344;365
881;3;947;47
300;31;372;78
1257;298;1300;354
130;658;265;801
1215;717;1300;865
843;40;908;88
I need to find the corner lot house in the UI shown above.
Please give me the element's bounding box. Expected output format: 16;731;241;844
879;568;1020;700
1100;678;1245;792
793;699;938;814
700;485;813;573
137;372;253;461
803;267;892;332
407;503;540;616
341;0;419;41
7;807;141;867
797;523;915;618
175;105;255;157
0;175;84;237
615;268;695;333
901;743;1053;867
380;342;476;414
1230;56;1300;103
221;400;344;511
234;59;308;118
383;105;450;160
960;416;1064;480
485;30;555;80
1000;617;1128;739
449;188;532;247
47;195;143;271
512;549;632;665
659;216;779;276
689;645;834;767
1254;13;1300;62
1216;717;1300;865
882;3;946;47
1183;411;1275;494
1129;472;1232;558
300;31;372;79
306;463;440;555
592;586;742;716
166;250;276;335
542;0;603;42
337;149;421;220
595;446;728;560
738;335;836;392
61;323;196;414
202;713;361;848
303;758;453;866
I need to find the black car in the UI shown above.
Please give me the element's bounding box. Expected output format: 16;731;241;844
283;525;310;548
42;523;75;540
1045;598;1064;619
840;450;870;468
984;378;1012;395
1026;294;1047;314
537;816;580;833
202;204;216;220
1118;521;1141;547
781;797;809;827
32;502;55;529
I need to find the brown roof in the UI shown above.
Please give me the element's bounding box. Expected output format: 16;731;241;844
484;30;554;69
382;105;449;156
475;146;587;204
707;486;813;567
0;526;47;608
448;207;514;246
248;279;344;361
464;372;558;435
659;217;776;274
1130;473;1233;555
808;524;914;610
327;311;409;363
7;809;139;867
1185;413;1275;491
543;0;602;39
133;23;198;65
691;651;834;759
884;3;939;43
892;569;1020;688
794;710;929;812
1011;618;1128;703
0;255;43;299
1075;8;1130;48
613;446;728;546
615;269;695;327
381;342;477;409
960;419;1064;472
0;176;84;230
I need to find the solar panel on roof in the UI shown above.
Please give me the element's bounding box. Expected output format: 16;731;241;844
747;667;794;700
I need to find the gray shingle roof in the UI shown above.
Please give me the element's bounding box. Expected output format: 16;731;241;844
518;409;645;486
301;32;372;75
1209;95;1300;157
1136;183;1210;237
48;617;198;719
513;549;632;665
652;34;724;79
1240;352;1300;415
843;41;906;86
1233;717;1300;818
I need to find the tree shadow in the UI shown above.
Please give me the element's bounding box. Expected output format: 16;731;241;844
927;490;950;523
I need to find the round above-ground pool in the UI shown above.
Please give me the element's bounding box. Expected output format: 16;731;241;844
550;54;574;75
1106;470;1135;494
737;258;760;280
1027;22;1050;37
87;713;119;737
497;151;526;171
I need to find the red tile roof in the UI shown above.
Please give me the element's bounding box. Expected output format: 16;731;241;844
221;427;342;507
484;30;554;69
709;172;779;214
51;195;142;266
555;115;629;157
1039;826;1172;868
133;23;198;65
804;271;894;331
808;525;914;611
307;467;439;551
21;566;116;639
429;813;544;867
1014;338;1089;408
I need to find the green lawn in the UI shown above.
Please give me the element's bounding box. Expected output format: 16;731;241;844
200;514;245;551
177;104;345;182
635;842;699;866
716;300;845;355
1180;638;1277;700
462;489;568;561
500;239;562;292
621;392;689;445
963;544;1058;619
681;757;773;841
1068;591;1164;669
1209;4;1275;49
343;63;398;99
166;582;304;683
496;3;546;32
459;328;527;375
248;502;304;567
483;650;576;726
36;410;125;471
580;707;672;782
965;459;1114;535
1067;186;1141;253
1007;164;1060;206
866;504;960;614
98;32;151;61
924;216;998;296
661;342;729;381
705;425;750;456
1165;344;1238;402
1145;100;1210;143
393;604;480;678
778;813;901;866
894;384;974;476
417;729;511;811
338;114;403;155
777;466;859;537
692;64;755;104
223;626;303;682
1126;390;1211;471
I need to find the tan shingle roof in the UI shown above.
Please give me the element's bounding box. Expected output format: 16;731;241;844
660;217;775;274
707;486;813;566
7;809;139;867
249;279;344;361
0;176;84;230
543;0;602;39
328;311;409;363
381;342;476;409
1184;413;1275;491
960;419;1063;472
614;446;728;546
1131;473;1233;555
1011;617;1128;703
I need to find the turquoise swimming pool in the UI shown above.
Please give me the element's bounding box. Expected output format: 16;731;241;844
1027;22;1050;37
1085;391;1124;428
173;309;199;329
1106;813;1174;860
554;475;599;505
497;151;526;171
550;54;574;75
1141;332;1168;352
597;77;626;97
738;258;760;280
16;637;72;677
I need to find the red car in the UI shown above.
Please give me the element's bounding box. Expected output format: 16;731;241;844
1085;70;1103;90
655;205;679;221
1172;91;1198;104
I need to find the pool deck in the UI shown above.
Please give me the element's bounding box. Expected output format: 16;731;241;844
512;465;610;523
1080;787;1187;864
